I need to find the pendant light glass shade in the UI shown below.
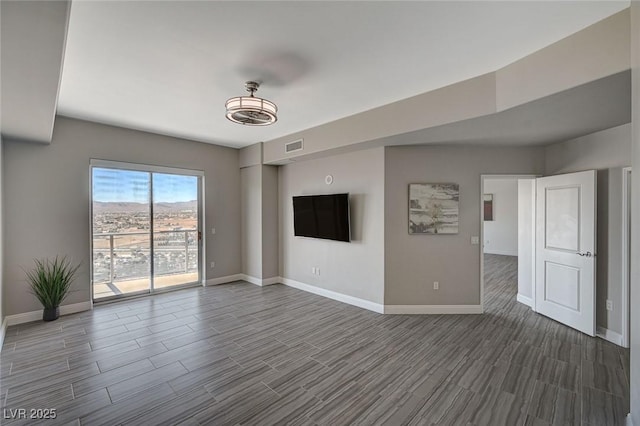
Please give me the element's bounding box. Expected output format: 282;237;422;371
225;81;277;126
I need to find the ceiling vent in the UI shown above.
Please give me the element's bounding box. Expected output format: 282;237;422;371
285;139;303;153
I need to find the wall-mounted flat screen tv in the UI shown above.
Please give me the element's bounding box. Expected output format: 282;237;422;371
292;193;351;242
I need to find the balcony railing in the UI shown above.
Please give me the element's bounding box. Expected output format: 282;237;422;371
92;230;198;284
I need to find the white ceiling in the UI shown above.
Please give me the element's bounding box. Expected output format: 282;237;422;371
57;1;629;148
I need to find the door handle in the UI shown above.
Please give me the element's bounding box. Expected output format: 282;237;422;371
576;251;594;257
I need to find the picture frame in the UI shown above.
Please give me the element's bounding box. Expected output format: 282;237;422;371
484;194;494;221
409;183;459;234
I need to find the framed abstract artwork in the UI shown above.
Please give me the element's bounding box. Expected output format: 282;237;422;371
409;183;459;234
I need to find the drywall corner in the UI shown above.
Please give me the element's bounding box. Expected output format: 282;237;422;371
239;142;263;168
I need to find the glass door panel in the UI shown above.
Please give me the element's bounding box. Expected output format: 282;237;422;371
152;173;200;290
92;168;151;299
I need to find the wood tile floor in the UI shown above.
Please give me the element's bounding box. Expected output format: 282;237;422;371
0;254;630;425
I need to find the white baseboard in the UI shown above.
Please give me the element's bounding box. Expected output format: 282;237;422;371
205;274;280;287
279;277;483;315
242;275;280;287
240;275;262;286
627;413;633;426
484;250;517;257
5;301;93;327
280;277;385;314
261;276;280;286
0;316;8;350
205;274;244;286
384;305;483;314
516;294;533;307
597;326;624;347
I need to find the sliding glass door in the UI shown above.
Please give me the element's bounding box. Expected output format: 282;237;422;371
152;173;200;291
91;162;202;301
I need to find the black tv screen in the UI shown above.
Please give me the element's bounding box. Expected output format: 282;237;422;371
293;193;351;242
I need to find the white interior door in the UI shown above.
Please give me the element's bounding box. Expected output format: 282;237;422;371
535;170;596;336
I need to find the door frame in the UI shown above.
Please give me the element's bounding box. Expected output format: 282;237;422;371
480;174;538;311
89;159;205;303
622;167;631;348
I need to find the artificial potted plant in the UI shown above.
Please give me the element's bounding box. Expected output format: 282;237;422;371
25;256;80;321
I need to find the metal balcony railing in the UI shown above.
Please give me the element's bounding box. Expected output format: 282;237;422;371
92;230;198;284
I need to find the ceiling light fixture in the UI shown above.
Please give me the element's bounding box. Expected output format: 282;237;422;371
225;81;277;126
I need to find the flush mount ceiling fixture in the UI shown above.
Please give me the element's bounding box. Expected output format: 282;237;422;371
225;81;278;126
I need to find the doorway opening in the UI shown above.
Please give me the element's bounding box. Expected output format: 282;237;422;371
480;175;537;312
483;171;601;337
90;160;204;301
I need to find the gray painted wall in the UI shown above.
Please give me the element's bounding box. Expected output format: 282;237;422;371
240;164;279;280
0;135;4;326
262;165;278;279
384;145;545;306
592;168;626;335
3;117;241;316
630;1;639;423
544;124;631;335
517;179;535;300
279;147;385;304
239;143;262;168
483;178;518;256
545;124;631;173
241;165;263;279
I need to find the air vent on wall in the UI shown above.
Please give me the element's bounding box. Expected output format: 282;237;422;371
285;139;303;153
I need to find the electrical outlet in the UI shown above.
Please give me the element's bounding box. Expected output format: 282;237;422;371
471;236;479;245
433;281;439;290
211;228;216;234
606;300;613;311
210;261;215;268
311;267;316;274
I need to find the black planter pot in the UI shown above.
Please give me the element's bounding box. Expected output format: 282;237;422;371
43;306;60;321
